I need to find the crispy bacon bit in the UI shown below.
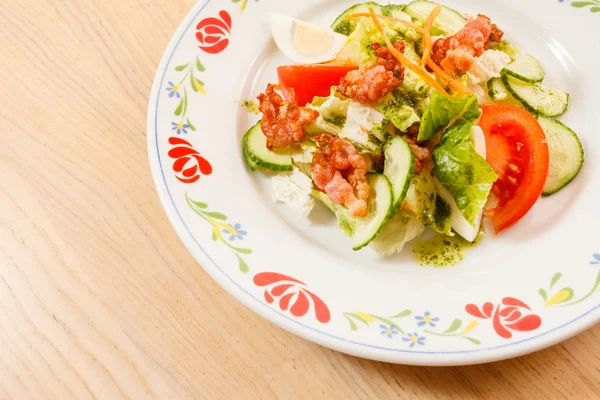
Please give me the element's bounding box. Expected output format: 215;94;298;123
311;135;370;217
373;42;406;79
431;14;496;76
337;42;406;104
405;122;421;139
489;23;504;45
257;84;319;149
403;136;432;174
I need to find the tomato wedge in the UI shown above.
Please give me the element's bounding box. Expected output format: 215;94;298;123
478;105;549;233
277;64;357;106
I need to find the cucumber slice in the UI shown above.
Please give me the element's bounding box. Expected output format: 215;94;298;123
487;77;523;107
243;121;293;172
487;77;511;102
384;4;410;19
502;53;545;83
502;74;570;117
331;2;388;36
243;143;258;172
536;116;584;196
352;174;394;251
402;1;466;36
383;136;415;211
312;190;356;236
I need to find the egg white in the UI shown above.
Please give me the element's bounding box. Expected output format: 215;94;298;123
271;13;348;64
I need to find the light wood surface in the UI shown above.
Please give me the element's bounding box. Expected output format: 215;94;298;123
1;1;600;399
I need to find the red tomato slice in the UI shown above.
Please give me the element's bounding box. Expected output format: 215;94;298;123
478;105;549;234
277;64;357;106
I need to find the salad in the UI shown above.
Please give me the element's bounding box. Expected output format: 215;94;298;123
242;1;584;257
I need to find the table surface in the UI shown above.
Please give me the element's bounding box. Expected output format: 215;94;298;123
1;1;600;399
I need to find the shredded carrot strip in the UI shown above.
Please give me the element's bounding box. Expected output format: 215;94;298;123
421;6;441;68
418;7;471;95
368;7;449;96
346;13;426;32
426;60;471;94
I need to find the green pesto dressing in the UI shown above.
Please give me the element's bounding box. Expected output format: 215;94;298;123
241;100;260;114
413;231;484;268
334;20;355;36
323;113;347;127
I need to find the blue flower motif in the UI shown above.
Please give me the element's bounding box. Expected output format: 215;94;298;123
222;223;247;241
171;121;190;135
379;324;399;339
166;81;181;98
591;254;600;265
402;332;426;348
415;311;440;327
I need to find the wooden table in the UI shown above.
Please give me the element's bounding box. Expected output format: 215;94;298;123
1;1;600;398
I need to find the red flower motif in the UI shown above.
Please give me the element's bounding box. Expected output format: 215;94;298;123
196;10;232;54
253;272;331;323
168;137;212;184
466;297;542;339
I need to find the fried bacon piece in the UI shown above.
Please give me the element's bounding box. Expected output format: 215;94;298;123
373;42;406;79
405;122;421;139
257;84;319;149
403;136;432;174
431;14;501;76
311;135;370;217
489;23;504;44
337;42;406;104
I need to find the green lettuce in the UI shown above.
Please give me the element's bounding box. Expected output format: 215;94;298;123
404;170;453;236
400;43;431;97
432;119;497;225
377;91;420;132
370;210;425;256
404;170;436;223
417;93;481;141
305;88;350;136
432;195;453;236
312;190;356;236
336;19;420;65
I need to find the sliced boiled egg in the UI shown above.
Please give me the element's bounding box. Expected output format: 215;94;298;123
435;126;488;243
270;13;348;64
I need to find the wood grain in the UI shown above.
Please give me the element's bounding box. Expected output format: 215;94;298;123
1;0;599;398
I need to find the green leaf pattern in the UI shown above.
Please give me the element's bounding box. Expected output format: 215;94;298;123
342;309;480;346
232;0;259;13
570;0;600;12
186;192;251;273
168;56;206;132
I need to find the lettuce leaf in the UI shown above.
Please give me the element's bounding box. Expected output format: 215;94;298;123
336;19;420;66
417;93;481;141
404;170;453;236
370;210;425;256
312;190;356;236
305;87;350;136
377;91;421;132
432;119;497;225
432;195;453;236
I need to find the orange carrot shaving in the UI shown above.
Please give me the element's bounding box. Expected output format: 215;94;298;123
426;59;471;95
346;12;426;32
421;6;442;69
368;7;449;96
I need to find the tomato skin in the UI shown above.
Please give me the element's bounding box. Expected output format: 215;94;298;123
479;105;549;233
277;64;357;106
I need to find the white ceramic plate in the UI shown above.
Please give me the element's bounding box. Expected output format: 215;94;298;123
148;0;600;365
